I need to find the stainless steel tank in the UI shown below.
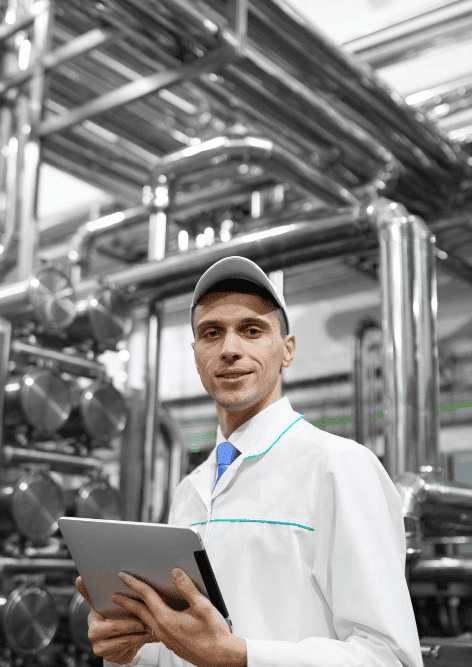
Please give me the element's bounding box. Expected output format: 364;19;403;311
0;471;65;541
66;286;132;348
1;583;60;655
63;479;122;520
59;380;128;442
26;267;76;329
4;368;73;433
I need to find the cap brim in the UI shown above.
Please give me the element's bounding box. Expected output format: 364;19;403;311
191;256;289;333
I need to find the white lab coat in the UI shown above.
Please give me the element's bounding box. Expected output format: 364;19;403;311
105;396;423;667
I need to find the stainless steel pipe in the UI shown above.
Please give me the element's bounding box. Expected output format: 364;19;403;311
0;207;363;317
374;199;440;479
141;302;163;523
1;445;103;471
68;205;149;277
344;0;472;69
0;557;77;574
410;556;472;583
395;471;472;542
10;340;106;378
154;135;361;208
0;318;11;473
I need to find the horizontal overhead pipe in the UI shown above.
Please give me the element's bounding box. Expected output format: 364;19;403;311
0;26;125;97
62;133;373;280
39;42;235;137
154;135;362;207
241;44;398;184
243;0;470;176
23;0;470;219
344;0;472;69
68;205;149;268
10;340;106;378
1;445;103;471
64;165;282;275
0;206;363;316
410;557;472;583
0;557;77;574
406;73;472;115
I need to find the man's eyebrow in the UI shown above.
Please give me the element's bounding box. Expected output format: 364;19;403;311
196;317;270;332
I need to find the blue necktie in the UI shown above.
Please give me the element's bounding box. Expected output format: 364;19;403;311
215;442;241;486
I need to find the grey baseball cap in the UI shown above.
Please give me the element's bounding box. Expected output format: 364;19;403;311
191;256;289;334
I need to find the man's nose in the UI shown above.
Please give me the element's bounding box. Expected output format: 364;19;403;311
220;331;242;357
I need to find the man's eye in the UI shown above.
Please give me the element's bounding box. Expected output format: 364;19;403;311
204;330;218;338
247;328;261;335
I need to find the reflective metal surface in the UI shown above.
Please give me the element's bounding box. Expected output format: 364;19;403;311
344;1;472;69
27;266;76;329
353;319;382;453
0;318;11;469
1;444;102;471
4;368;73;432
395;471;472;542
0;0;53;281
410;556;472;583
65;479;122;520
141;303;162;522
0;471;65;540
2;583;59;655
67;286;133;347
0;0;464;218
0;207;364;316
374;200;441;479
60;380;127;441
0;557;77;574
10;339;106;378
68;591;93;653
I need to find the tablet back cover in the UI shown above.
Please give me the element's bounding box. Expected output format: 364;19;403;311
58;518;224;617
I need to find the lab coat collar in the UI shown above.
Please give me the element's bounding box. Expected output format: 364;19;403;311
215;396;299;458
186;396;303;505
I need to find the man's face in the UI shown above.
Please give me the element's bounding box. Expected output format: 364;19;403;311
191;291;294;412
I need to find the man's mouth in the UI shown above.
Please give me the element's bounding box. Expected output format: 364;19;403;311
218;372;251;378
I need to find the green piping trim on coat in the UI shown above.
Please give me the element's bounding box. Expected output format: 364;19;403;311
243;413;305;459
189;518;314;531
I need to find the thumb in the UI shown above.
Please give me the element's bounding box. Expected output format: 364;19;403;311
76;576;96;610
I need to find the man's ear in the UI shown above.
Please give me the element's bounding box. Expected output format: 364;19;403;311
282;334;296;368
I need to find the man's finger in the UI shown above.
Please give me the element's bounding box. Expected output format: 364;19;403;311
88;612;148;642
76;576;95;609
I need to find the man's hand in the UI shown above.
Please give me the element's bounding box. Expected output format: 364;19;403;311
76;576;154;664
111;569;247;667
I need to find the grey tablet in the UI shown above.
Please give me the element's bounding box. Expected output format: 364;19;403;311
58;517;233;632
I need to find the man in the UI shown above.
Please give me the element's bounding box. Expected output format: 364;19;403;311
77;256;423;667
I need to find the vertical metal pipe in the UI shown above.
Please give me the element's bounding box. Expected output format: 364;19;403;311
376;200;419;478
354;319;382;450
119;307;147;522
354;329;364;447
17;0;54;279
145;175;169;263
140;302;163;523
375;199;440;478
412;217;441;475
140;180;167;522
165;411;188;519
0;318;12;469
